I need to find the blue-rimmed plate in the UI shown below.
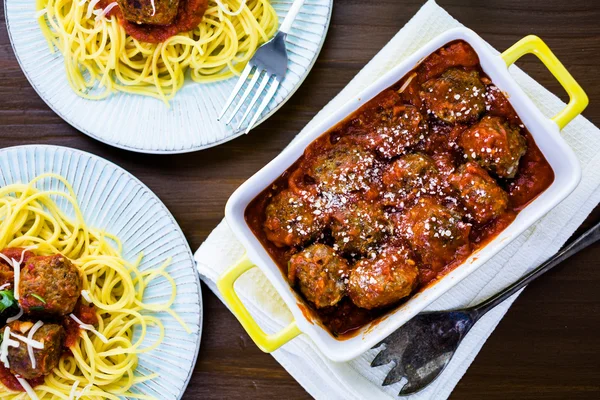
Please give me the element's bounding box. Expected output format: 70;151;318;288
0;145;202;399
4;1;333;154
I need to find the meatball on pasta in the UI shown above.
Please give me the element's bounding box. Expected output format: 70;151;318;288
7;321;64;379
19;254;81;316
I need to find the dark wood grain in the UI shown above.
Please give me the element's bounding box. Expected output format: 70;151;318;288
1;0;599;398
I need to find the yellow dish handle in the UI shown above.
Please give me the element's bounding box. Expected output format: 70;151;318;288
501;35;588;130
217;254;301;353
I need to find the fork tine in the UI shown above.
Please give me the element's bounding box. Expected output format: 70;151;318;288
370;348;393;368
236;73;271;130
243;78;280;134
218;63;254;121
382;363;407;386
225;67;263;125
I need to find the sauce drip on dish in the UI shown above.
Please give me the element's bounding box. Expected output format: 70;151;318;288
245;41;555;338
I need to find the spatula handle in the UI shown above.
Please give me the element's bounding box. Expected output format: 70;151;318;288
472;220;600;318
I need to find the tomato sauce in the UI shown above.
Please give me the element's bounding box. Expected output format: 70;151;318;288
244;41;555;338
64;303;98;348
0;363;44;392
99;0;208;43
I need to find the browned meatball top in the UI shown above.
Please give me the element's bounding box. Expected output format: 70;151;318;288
449;162;509;225
348;245;418;309
382;153;442;206
118;0;180;25
264;190;327;248
330;200;390;256
288;244;350;309
343;90;427;158
19;254;81;316
397;197;471;270
421;68;486;124
7;321;64;379
459;115;527;178
306;142;380;198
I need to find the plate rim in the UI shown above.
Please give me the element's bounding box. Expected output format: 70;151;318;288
0;144;203;399
4;1;334;155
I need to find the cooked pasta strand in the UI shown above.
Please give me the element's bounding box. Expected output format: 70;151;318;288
36;0;278;104
0;174;189;399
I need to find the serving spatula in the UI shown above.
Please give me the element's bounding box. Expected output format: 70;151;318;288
371;219;600;395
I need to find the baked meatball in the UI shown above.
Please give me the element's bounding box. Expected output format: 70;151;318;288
118;0;180;25
449;162;509;225
344;91;427;158
330;200;390;255
264;190;326;248
7;321;64;379
421;68;486;124
382;153;441;205
19;254;81;316
348;245;419;309
399;197;470;270
288;244;350;308
458;115;527;178
307;143;380;197
0;248;34;288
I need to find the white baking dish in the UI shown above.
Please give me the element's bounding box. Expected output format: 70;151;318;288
218;27;588;362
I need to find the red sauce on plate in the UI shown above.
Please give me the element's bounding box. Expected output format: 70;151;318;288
64;303;99;348
99;0;208;43
0;364;44;392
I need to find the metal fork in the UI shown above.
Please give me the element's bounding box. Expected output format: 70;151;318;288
371;220;600;395
218;0;306;133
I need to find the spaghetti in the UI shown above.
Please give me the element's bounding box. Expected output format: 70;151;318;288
35;0;278;104
0;173;191;399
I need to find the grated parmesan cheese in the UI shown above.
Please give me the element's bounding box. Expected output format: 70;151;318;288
69;380;80;400
11;331;44;350
0;327;19;368
95;1;118;21
81;290;92;303
69;314;109;344
27;321;44;369
16;377;40;400
215;0;247;16
6;307;23;324
12;258;20;300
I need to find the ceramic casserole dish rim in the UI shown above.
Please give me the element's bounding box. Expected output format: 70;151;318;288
220;27;587;362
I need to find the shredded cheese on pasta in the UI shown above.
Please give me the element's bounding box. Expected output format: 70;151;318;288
0;174;191;399
36;0;278;104
15;378;40;400
27;321;44;369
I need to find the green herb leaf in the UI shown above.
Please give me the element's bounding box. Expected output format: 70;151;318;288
0;290;15;313
30;293;46;304
29;306;45;312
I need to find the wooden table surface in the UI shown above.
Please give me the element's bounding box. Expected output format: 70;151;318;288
1;0;599;398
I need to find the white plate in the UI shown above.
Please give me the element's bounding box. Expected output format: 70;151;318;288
0;145;202;399
4;1;333;154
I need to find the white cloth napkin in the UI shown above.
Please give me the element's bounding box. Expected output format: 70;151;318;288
195;1;600;398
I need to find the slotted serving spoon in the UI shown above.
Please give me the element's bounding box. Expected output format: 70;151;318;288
371;219;600;395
